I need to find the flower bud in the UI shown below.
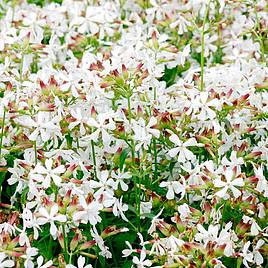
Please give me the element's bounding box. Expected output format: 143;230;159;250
70;233;80;251
244;151;262;160
122;64;129;80
58;233;65;249
79;240;96;250
152;31;159;49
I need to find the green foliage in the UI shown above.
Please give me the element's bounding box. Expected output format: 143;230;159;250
27;0;45;6
32;226;61;260
160;67;177;87
119;148;130;171
0;152;22;203
72;37;100;59
106;232;137;267
0;171;6;188
222;202;243;226
221;257;239;268
160;62;190;87
213;47;223;64
27;0;63;6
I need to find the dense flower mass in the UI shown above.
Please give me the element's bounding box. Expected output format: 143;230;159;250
0;0;267;267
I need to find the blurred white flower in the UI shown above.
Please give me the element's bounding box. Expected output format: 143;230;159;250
0;253;14;268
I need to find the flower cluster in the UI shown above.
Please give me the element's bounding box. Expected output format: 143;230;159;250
0;0;267;267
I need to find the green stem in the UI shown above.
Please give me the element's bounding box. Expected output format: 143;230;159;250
153;138;158;183
200;0;211;91
215;0;222;57
137;178;141;232
136;151;141;232
127;96;132;121
0;108;6;160
127;96;135;161
253;1;265;63
62;225;69;263
34;141;37;165
127;96;141;230
91;140;98;180
69;252;73;265
127;218;139;232
19;53;24;86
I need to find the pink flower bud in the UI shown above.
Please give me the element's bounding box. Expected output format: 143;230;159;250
79;240;96;250
70;233;80;251
58;233;65;249
245;151;262;160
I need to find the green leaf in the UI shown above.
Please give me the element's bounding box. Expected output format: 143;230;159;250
122;261;133;268
160;66;177;87
119;148;130;171
27;0;45;6
221;257;238;268
0;171;6;187
99;255;106;268
65;134;73;149
169;161;176;176
20;187;29;206
213;47;223;64
222;202;243;226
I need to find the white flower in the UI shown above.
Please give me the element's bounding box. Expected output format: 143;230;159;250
15;226;30;247
178;203;191;221
32;159;65;188
140;201;152;219
90;226;112;258
242;216;262;236
122;241;134;257
241;241;253;268
69;108;89;136
169;134;197;163
197;92;219;121
16;112;60;142
196;33;217;57
73;197;103;225
0;253;14;268
66;256;92;268
149;234;166;256
37;205;67;238
253;240;265;265
0;222;16;236
170;15;191;35
159;178;186;200
165;235;184;252
22;208;42;240
112;197;128;221
148;208;164;234
24;247;38;268
214;169;244;199
168;44;191;68
132;250;152;268
217;222;236;257
87;114;116;145
257;203;265;219
132;117;160;151
111;170;131;191
221;151;244;173
254;165;268;197
195;224;219;246
36;256;53;268
89;170;115;198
